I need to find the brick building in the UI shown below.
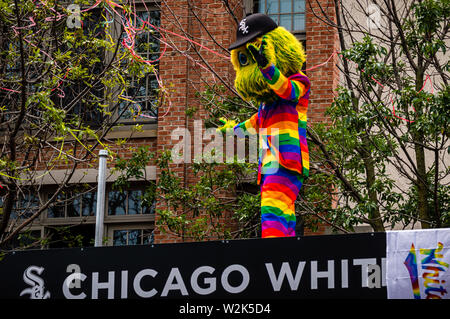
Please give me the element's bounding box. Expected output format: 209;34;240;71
3;0;340;248
154;0;340;241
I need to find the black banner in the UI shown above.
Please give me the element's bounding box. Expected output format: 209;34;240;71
0;233;387;300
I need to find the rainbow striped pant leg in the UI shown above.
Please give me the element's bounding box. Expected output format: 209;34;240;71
260;168;304;238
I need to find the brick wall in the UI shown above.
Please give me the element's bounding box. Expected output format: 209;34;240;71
153;0;242;243
153;0;188;243
4;0;339;243
303;0;340;235
8;0;338;242
153;0;340;242
145;0;340;242
305;0;339;126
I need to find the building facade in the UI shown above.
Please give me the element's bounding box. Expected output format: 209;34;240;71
2;0;340;249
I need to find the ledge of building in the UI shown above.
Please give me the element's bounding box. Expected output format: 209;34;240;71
105;123;157;139
39;214;155;226
22;166;156;185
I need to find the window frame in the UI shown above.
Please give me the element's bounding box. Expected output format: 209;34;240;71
51;7;108;129
41;182;156;235
107;224;154;246
107;186;155;217
10;191;41;220
45;185;98;220
43;182;154;219
254;0;306;35
110;4;162;125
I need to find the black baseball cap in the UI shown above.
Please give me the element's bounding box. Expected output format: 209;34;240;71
228;13;278;50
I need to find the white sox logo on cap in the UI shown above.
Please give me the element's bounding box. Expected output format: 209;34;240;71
229;14;277;50
239;19;249;34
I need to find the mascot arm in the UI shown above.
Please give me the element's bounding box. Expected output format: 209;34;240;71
247;38;307;102
260;63;306;102
234;113;259;138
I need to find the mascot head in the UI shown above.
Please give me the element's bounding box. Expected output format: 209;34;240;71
229;14;306;103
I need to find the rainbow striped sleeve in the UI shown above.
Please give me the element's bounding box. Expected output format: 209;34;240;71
234;112;259;138
260;63;306;102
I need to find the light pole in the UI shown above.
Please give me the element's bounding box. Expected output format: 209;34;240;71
95;149;108;247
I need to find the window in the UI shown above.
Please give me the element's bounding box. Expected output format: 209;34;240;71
108;189;154;215
46;183;155;218
8;182;156;248
11;193;40;219
113;228;154;246
255;0;305;33
52;8;106;128
46;224;95;248
47;187;97;218
0;189;40;220
117;9;161;122
5;230;42;250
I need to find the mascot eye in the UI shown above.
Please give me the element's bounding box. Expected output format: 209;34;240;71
238;52;249;66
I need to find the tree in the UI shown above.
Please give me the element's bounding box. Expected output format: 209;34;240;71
134;0;450;237
303;0;449;231
3;0;447;249
113;145;262;240
0;0;157;248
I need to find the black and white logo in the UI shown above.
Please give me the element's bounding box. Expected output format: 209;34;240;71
20;266;51;299
239;19;249;34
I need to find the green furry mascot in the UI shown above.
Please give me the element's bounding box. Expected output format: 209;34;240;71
219;13;311;238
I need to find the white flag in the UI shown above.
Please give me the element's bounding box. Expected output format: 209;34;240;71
386;228;450;299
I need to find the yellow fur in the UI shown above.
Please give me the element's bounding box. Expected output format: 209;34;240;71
231;27;306;103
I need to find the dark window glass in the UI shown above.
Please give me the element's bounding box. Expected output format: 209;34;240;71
141;229;154;245
67;195;81;217
48;188;97;218
108;188;153;215
6;230;41;250
118;9;160;121
12;193;39;219
143;201;155;215
128;190;142;215
52;8;105;129
113;229;154;246
108;191;127;215
113;230;128;246
128;230;140;245
82;192;97;216
47;224;95;248
48;193;66;218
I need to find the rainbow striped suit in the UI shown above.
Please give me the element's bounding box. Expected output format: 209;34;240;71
234;63;310;238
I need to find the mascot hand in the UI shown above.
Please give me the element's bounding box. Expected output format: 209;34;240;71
217;117;237;133
246;36;270;69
